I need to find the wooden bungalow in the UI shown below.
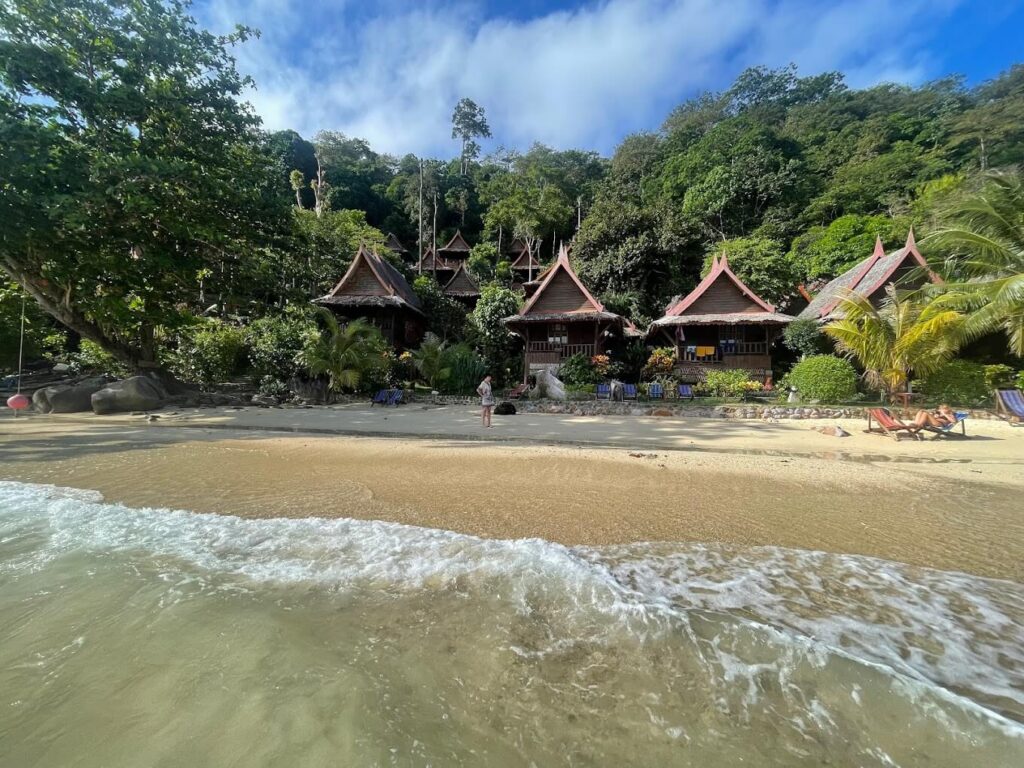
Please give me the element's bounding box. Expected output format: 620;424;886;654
384;232;409;258
315;245;424;348
443;263;481;306
650;254;794;382
509;242;542;285
505;245;624;375
798;230;938;322
415;230;473;283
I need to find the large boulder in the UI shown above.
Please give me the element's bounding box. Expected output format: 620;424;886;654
91;376;166;414
32;377;109;414
532;369;567;400
494;401;517;416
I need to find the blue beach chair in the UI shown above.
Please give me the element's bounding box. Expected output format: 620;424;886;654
623;384;638;400
596;383;611;400
996;389;1024;425
387;389;404;406
370;389;389;406
677;384;695;400
648;382;664;400
920;411;969;439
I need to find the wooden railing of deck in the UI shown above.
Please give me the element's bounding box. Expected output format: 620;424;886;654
526;342;595;363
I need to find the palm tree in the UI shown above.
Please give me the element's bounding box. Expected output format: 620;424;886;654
411;333;451;390
924;171;1024;356
299;310;384;393
824;286;964;399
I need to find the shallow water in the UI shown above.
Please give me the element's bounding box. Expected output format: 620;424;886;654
0;481;1021;767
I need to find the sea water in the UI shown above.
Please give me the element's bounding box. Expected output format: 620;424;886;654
0;480;1021;767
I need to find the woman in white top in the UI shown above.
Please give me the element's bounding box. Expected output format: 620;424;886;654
477;374;495;428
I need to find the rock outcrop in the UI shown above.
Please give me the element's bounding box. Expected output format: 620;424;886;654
494;401;517;415
32;377;110;414
91;376;167;414
531;370;567;400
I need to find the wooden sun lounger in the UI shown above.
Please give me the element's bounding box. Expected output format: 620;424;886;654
865;408;920;441
648;383;664;400
370;389;389;406
995;389;1024;425
505;383;528;400
386;389;404;406
623;384;638;400
595;383;611;400
676;384;695;400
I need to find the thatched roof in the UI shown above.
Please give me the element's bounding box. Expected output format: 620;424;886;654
384;232;408;254
652;312;794;326
798;230;937;321
443;263;480;297
438;230;472;255
416;247;457;273
315;245;423;315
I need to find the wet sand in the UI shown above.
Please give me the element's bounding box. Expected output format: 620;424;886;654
1;408;1022;581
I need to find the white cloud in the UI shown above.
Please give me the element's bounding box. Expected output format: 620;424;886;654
196;0;959;156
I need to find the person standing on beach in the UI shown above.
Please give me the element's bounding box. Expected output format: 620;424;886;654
477;374;495;428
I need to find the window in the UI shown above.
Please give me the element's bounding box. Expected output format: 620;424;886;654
547;323;568;345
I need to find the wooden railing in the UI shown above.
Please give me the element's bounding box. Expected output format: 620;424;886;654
680;341;767;361
526;342;595;363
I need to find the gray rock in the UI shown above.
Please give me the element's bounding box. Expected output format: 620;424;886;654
91;376;166;414
250;393;278;407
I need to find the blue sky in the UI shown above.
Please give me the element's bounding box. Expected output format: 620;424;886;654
194;0;1024;158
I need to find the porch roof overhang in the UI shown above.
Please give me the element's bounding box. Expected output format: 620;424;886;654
315;294;425;316
651;311;794;328
504;311;623;324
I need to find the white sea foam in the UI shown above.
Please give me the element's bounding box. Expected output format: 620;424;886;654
1;479;1022;740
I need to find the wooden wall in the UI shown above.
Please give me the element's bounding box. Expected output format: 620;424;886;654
686;275;763;315
531;270;595;314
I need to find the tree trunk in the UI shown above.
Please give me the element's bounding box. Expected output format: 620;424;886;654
2;256;190;393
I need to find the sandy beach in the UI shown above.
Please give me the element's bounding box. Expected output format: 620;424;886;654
1;404;1022;581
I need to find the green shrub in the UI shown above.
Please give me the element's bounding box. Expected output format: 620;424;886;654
784;355;858;403
983;364;1017;391
170;321;248;385
443;344;487;394
919;360;989;405
558;352;600;387
704;369;761;398
782;318;827;358
1018;371;1024;390
247;308;317;381
71;339;131;377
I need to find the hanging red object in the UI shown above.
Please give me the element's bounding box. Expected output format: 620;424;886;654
7;394;30;411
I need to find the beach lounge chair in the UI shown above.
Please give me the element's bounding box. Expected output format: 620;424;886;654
596;383;611;400
506;383;528;400
370;389;389;407
919;411;970;439
865;408;920;441
995;389;1024;425
648;382;664;400
386;388;404;406
623;384;638;400
676;384;695;401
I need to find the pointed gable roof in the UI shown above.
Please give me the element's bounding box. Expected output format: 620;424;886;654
438;230;472;256
443;263;480;297
505;245;621;324
384;232;408;254
510;244;541;270
317;245;422;314
652;254;795;327
798;229;937;322
416;247;456;273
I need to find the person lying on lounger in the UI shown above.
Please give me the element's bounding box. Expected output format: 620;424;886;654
910;404;957;431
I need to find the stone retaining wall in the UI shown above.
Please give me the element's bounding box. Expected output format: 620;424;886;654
325;393;1000;420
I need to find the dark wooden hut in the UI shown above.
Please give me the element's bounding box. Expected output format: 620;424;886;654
315;245;424;348
650;254;794;382
505;245;624;376
442;263;481;306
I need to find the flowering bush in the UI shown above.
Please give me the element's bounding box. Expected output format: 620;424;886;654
590;354;611;378
642;347;676;379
